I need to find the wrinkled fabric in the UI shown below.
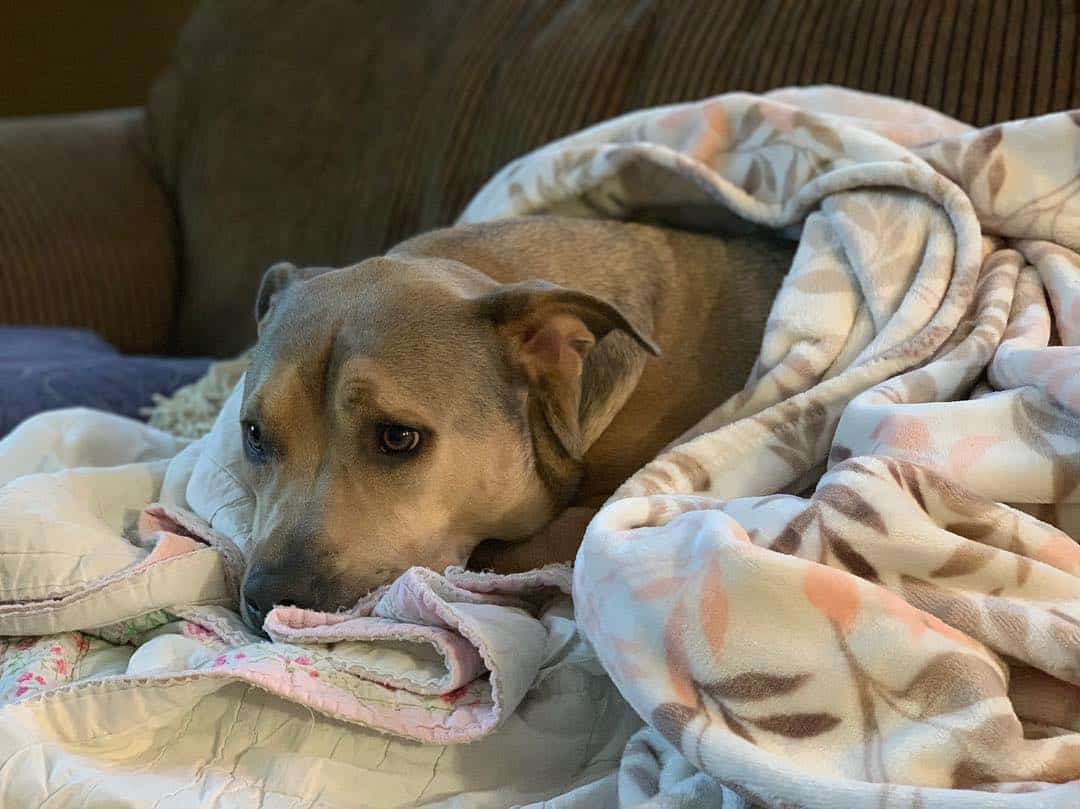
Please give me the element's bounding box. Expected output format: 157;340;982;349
461;86;1080;807
0;398;638;806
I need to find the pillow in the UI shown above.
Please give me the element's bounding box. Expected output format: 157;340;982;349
0;327;210;437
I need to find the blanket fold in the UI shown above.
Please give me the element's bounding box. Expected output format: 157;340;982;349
0;411;592;743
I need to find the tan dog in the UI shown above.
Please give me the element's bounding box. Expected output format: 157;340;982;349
238;216;792;629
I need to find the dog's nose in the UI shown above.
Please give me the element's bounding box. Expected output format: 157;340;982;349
241;564;305;631
243;598;266;631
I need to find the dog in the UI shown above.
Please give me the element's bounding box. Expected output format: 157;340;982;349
238;216;793;629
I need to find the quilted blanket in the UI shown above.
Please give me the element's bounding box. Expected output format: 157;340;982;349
0;85;1078;808
0;404;639;807
461;87;1080;806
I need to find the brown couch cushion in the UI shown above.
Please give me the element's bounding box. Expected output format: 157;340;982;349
148;0;1080;356
0;110;179;353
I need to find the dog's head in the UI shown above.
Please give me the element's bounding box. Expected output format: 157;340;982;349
238;255;656;629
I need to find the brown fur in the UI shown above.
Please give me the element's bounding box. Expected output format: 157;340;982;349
238;216;793;627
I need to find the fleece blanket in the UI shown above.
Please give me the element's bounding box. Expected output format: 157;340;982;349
461;87;1080;806
0;85;1078;808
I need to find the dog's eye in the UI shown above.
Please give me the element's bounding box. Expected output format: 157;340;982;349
379;425;421;454
242;421;267;462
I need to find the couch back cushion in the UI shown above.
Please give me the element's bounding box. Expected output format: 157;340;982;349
148;0;1080;355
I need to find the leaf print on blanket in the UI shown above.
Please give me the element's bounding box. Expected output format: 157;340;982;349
883;456;1078;591
703;672;811;701
736;103;766;141
741;157;765;196
654;547;850;757
662;549;732;704
923;126;1006;208
506;147;605;217
705;672;841;741
766;486;883;581
653;668;840;756
1032;530;1080;574
770;505;817;555
899;575;1048;666
821;522;881;582
898;651;1007;719
818;483;888;533
663;599;700;709
652;701;700;749
960;127;1003;194
758;398;836;480
699;557;729;660
749;712;842;738
730;102;843;205
922;112;1080;245
930;541;997;577
809;578;1024;784
1011;389;1080;502
689;457;1080;784
803;564;860;635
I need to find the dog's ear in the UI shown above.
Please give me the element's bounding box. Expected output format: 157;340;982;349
255;261;301;326
255;262;331;328
478;280;659;460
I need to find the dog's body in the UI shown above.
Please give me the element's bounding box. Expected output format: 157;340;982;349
239;217;793;628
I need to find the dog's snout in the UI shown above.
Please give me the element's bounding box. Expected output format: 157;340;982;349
241;563;309;631
242;597;268;631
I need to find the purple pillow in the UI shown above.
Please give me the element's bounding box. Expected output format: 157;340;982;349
0;327;212;437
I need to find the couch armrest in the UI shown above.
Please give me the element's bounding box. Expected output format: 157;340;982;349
0;109;179;354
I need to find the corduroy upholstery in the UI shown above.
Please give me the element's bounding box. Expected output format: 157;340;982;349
2;0;1078;356
0;110;178;354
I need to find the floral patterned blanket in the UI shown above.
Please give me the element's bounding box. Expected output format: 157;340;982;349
458;87;1080;806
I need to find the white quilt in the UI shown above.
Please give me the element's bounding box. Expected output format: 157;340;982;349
0;402;641;807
